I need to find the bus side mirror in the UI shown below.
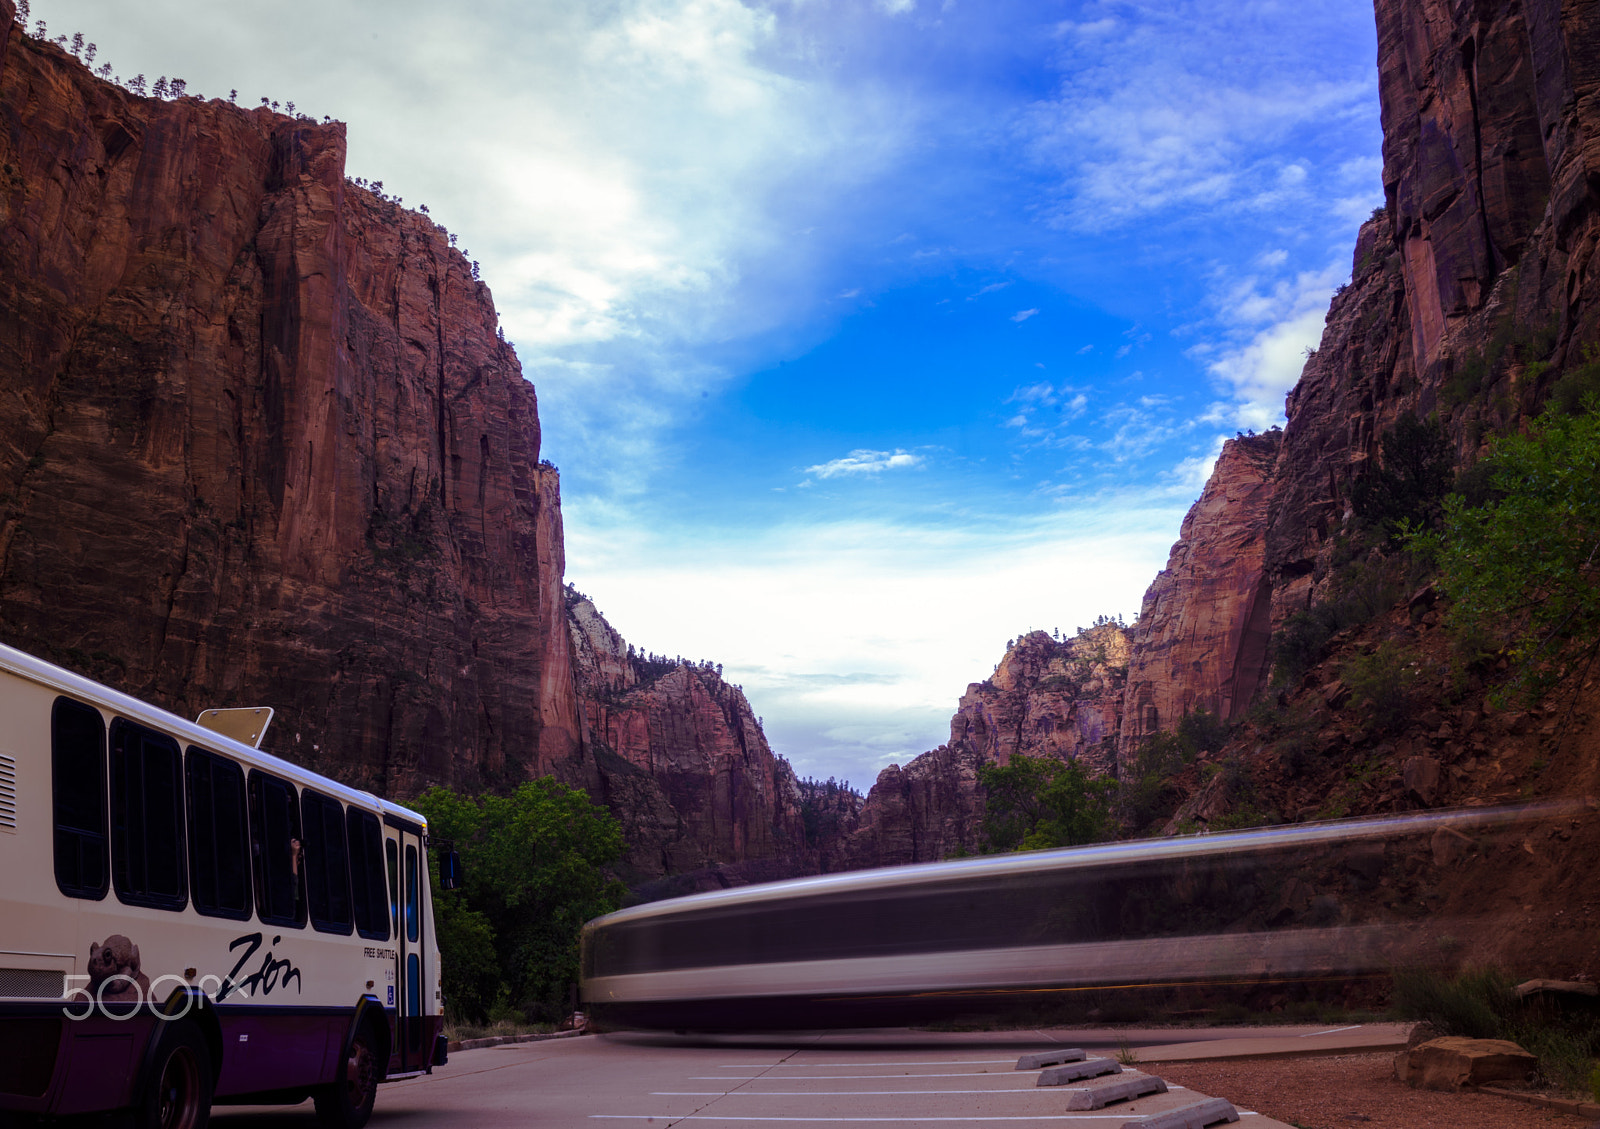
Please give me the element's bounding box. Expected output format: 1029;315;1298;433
440;849;463;891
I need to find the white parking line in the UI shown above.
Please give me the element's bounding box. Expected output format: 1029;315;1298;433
692;1073;1017;1080
593;1117;1261;1124
656;1090;1047;1096
593;1116;1156;1122
720;1055;1017;1061
1299;1025;1362;1037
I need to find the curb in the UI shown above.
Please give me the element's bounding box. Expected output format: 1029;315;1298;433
448;1028;589;1053
1474;1085;1600;1120
1144;1041;1408;1064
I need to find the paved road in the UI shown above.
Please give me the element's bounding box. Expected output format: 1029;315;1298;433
210;1028;1326;1127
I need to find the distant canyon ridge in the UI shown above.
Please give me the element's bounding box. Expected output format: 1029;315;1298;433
2;0;1598;884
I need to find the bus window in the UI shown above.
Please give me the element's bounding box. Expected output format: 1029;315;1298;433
186;749;251;919
302;789;353;934
52;698;108;899
109;719;186;910
347;808;390;941
249;771;306;927
405;844;419;943
387;838;399;938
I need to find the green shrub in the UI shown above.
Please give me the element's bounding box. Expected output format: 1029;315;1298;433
1271;556;1409;685
1392;966;1516;1040
1441;349;1489;409
1117;707;1230;830
1549;360;1600;416
1350;412;1455;542
1342;641;1419;737
1417;400;1600;704
1267;702;1323;776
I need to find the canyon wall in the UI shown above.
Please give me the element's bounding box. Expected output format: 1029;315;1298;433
565;589;813;882
1113;0;1600;760
1117;433;1280;762
839;0;1600;866
0;9;580;795
839;625;1128;866
0;8;811;881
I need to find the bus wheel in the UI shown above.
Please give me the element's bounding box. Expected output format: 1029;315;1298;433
314;1022;379;1129
138;1023;212;1129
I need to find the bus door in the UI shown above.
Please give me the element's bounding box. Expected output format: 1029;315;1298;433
384;817;429;1073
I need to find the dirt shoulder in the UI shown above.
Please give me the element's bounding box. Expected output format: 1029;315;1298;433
1156;1052;1593;1129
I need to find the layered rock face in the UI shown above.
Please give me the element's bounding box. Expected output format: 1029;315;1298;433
840;626;1129;866
566;589;813;880
1119;0;1600;752
0;13;581;794
0;14;853;888
1118;433;1280;763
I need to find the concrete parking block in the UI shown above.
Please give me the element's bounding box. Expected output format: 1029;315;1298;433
1064;1071;1168;1109
1119;1095;1240;1127
1037;1056;1122;1085
1016;1047;1087;1070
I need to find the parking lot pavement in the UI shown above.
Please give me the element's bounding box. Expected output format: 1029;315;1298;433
212;1030;1301;1127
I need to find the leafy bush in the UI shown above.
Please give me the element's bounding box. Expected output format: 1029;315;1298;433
1392;966;1516;1040
1350;412;1455;542
1341;641;1419;737
1549;359;1600;417
1265;702;1323;776
1119;708;1228;830
1272;556;1409;684
413;779;626;1023
1419;401;1600;704
977;754;1114;851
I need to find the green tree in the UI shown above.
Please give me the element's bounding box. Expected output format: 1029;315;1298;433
1419;402;1600;703
977;754;1113;852
413;779;626;1023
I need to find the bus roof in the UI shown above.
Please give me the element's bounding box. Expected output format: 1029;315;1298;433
0;639;427;828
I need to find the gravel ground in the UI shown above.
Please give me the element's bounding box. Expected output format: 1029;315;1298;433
1156;1052;1595;1129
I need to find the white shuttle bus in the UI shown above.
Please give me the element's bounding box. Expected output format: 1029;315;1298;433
0;640;450;1128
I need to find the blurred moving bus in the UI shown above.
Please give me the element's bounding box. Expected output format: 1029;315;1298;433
581;800;1573;1031
0;641;449;1128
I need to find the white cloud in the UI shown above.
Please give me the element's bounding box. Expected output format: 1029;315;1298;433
564;502;1183;781
51;0;903;495
1201;263;1343;430
1168;434;1227;494
804;448;925;479
1011;308;1040;323
1020;4;1371;233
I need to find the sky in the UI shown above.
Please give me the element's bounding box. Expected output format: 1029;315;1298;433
32;0;1385;790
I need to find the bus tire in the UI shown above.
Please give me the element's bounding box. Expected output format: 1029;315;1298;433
137;1021;213;1129
313;1019;380;1129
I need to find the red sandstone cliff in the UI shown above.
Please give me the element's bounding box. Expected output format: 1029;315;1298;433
1118;433;1280;764
1116;0;1600;757
841;625;1129;866
565;588;816;882
0;9;585;794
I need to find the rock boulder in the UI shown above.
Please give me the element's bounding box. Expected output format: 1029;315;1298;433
1393;1037;1536;1090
